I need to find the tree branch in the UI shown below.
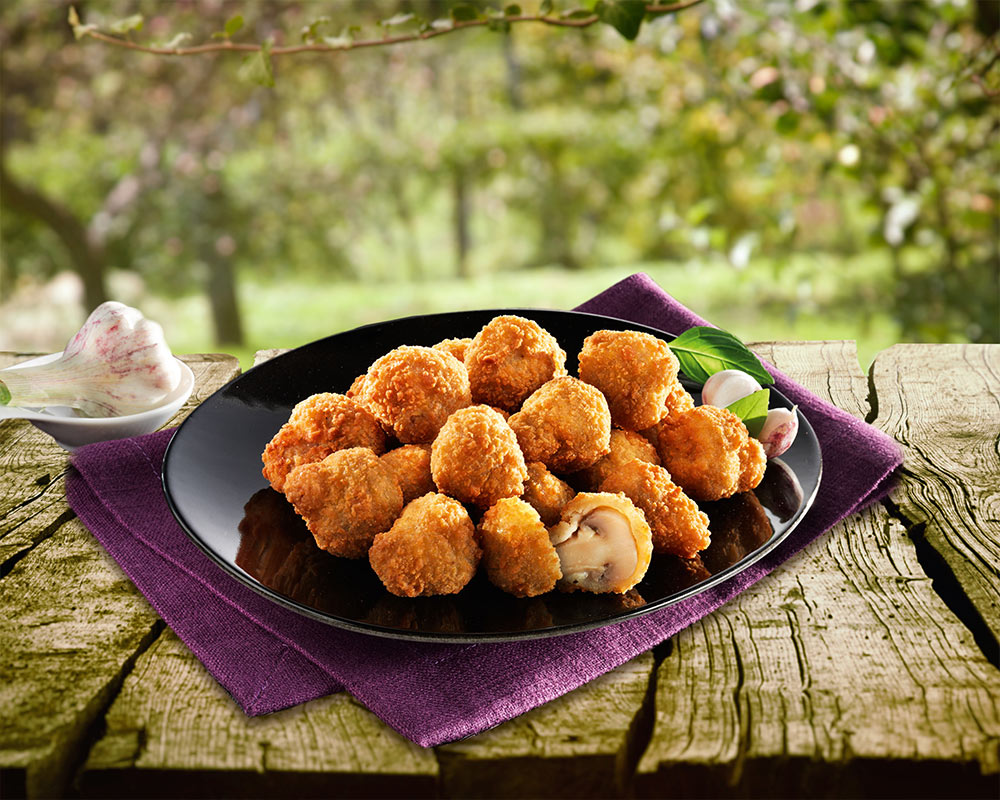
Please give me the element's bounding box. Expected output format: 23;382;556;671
73;1;706;58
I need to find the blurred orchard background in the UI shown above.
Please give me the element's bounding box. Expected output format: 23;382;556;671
1;0;997;369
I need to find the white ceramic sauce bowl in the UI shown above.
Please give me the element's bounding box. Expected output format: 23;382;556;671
0;354;195;450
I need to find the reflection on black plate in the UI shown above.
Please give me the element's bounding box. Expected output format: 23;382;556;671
164;309;822;643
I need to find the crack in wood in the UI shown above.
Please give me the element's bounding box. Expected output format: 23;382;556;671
881;495;999;671
65;619;167;796
0;508;76;579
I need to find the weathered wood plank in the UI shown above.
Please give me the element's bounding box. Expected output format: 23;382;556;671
0;517;163;800
0;354;72;569
869;344;1000;648
78;629;437;798
636;341;1000;797
0;354;241;800
435;652;655;798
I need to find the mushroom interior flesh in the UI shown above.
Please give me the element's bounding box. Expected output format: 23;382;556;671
550;506;637;592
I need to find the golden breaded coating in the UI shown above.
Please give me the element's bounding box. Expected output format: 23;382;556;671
578;330;680;431
284;447;403;559
737;436;767;493
433;337;472;363
465;315;567;412
262;393;388;493
655;405;762;501
574;428;660;490
478;498;562;597
431;405;528;509
346;374;367;399
549;492;652;594
521;462;575;526
508;376;611;474
380;444;435;505
600;459;711;558
368;493;480;597
360;345;471;443
639;383;696;450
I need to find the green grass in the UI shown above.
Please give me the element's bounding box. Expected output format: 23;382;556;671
144;253;905;372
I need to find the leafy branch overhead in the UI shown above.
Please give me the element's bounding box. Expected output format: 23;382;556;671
68;1;706;86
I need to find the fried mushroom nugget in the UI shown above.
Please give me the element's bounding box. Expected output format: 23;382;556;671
262;393;387;493
465;315;567;412
655;405;763;501
284;447;403;559
478;498;561;597
579;330;680;431
600;459;711;558
574;428;660;490
431;405;528;509
521;462;575;526
369;493;480;597
360;345;471;443
549;492;652;594
639;383;696;450
433;337;472;363
380;444;435;505
508;377;611;474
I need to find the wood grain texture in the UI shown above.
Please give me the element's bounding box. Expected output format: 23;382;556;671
435;652;655;798
636;341;1000;798
0;517;162;799
870;344;1000;648
0;354;72;569
79;629;437;799
0;353;241;800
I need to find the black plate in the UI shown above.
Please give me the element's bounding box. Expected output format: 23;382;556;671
163;309;822;643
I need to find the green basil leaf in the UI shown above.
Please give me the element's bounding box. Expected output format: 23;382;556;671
668;326;774;385
726;389;770;437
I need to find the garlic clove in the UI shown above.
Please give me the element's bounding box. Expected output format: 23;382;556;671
757;406;799;458
701;369;763;409
0;301;182;418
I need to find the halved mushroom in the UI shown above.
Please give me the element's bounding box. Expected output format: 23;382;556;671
548;492;652;594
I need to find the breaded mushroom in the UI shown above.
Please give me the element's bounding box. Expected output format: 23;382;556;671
654;405;765;501
578;329;681;431
521;462;575;526
360;345;471;443
478;498;562;597
433;337;473;363
549;492;652;594
380;444;435;505
368;493;480;597
262;393;387;493
508;376;611;474
600;459;711;558
431;405;528;509
283;447;403;558
465;315;567;412
574;428;660;490
639;383;696;450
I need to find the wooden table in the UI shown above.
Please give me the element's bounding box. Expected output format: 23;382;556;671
2;342;998;799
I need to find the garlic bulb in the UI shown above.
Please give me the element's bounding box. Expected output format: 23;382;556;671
0;301;181;417
701;369;763;409
758;407;799;458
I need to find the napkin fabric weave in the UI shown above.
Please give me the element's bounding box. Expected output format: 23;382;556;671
66;273;902;746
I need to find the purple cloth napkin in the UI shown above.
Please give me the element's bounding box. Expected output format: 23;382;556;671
66;273;902;746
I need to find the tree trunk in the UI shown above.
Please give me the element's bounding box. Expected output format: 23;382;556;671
0;162;108;310
452;165;470;280
197;187;244;347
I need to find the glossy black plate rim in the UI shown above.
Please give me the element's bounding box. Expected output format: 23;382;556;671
163;308;822;643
